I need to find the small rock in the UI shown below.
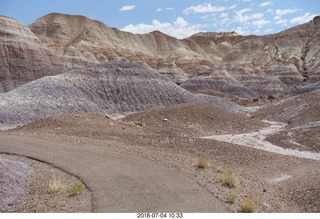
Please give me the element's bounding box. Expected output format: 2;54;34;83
135;122;143;127
163;118;168;122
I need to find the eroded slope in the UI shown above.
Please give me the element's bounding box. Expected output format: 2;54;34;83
0;61;245;130
0;16;65;92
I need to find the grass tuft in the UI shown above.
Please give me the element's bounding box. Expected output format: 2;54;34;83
69;180;84;196
219;169;236;188
226;194;237;204
48;199;59;208
240;197;256;213
197;155;210;169
48;180;63;194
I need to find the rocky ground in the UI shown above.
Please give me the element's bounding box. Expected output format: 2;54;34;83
0;154;91;213
1;99;320;213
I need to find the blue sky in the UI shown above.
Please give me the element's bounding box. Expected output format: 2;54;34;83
0;0;319;38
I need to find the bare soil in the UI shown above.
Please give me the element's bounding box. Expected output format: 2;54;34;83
0;154;92;213
2;101;320;213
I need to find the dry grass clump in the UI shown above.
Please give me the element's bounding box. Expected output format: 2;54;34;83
69;180;84;196
197;155;210;169
226;194;237;204
240;197;256;213
48;180;64;194
48;199;59;208
219;169;236;188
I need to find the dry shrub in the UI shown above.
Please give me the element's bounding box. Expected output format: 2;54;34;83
69;180;84;196
240;197;256;213
219;169;236;188
197;155;210;169
48;180;63;193
226;194;237;204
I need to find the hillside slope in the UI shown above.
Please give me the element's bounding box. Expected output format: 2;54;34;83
0;61;245;130
28;13;320;97
0;16;65;92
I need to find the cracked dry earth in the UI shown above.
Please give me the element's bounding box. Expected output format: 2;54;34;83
1;102;320;213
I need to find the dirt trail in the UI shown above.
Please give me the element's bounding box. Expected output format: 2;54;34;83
202;120;320;161
0;134;227;212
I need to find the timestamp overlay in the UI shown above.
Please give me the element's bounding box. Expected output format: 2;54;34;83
137;213;183;219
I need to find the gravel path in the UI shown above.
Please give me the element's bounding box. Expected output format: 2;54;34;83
0;134;227;212
202;120;320;161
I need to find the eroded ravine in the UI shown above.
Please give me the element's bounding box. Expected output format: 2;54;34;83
202;120;320;161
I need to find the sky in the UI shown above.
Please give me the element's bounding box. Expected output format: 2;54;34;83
0;0;319;39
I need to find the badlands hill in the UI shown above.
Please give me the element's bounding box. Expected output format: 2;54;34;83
0;16;65;92
255;89;320;153
27;13;320;97
0;61;245;130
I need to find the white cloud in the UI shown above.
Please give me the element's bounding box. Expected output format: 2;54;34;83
252;19;271;27
290;12;317;24
237;8;252;14
228;4;237;10
156;8;175;12
200;14;216;21
121;17;205;39
174;17;188;28
265;28;274;33
259;1;273;7
119;5;136;11
183;3;226;14
274;16;281;20
275;9;298;16
266;8;274;13
234;8;252;23
166;8;175;11
219;13;229;18
242;0;251;2
251;13;264;19
275;19;288;26
234;26;251;35
234;9;266;24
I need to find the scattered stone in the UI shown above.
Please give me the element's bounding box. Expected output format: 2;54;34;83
135;122;143;127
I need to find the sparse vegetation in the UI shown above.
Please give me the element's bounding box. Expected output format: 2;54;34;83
226;194;237;204
197;155;210;169
240;197;256;213
48;199;59;208
69;180;84;196
219;169;236;188
48;180;64;194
